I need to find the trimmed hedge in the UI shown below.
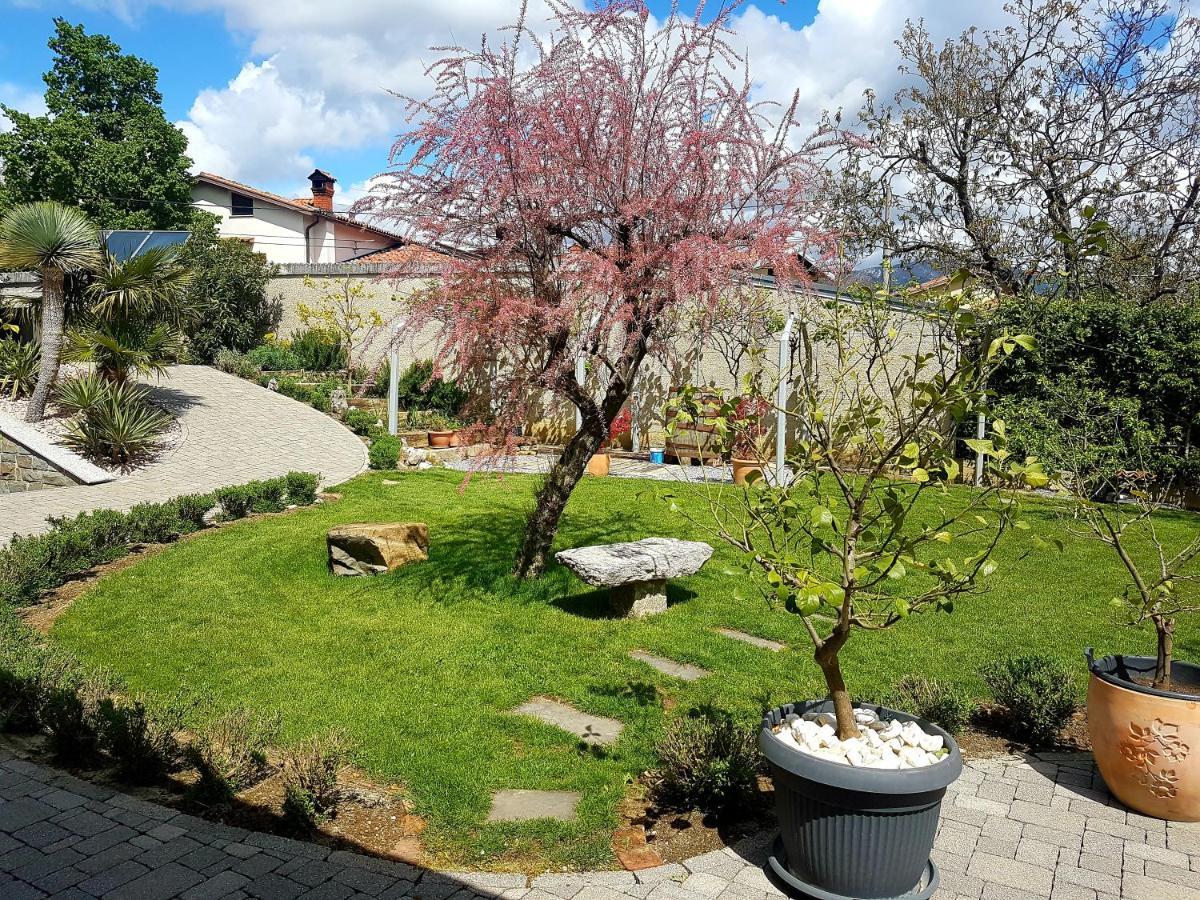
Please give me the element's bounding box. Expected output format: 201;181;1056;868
0;472;320;607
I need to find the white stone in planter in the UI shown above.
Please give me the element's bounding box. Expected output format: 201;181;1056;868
772;711;952;770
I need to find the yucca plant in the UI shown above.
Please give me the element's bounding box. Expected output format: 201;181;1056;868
0;337;41;400
63;388;171;466
65;317;186;384
55;373;111;416
0;202;101;421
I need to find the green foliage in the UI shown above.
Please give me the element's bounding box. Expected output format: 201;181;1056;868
213;348;261;379
307;377;343;414
0;20;194;230
0;477;316;606
55;373;109;415
63;384;172;465
281;731;348;827
99;693;189;783
405;409;457;432
982;654;1078;746
395;360;467;415
344;408;381;436
247;342;300;372
285;472;319;506
653;708;760;814
0;338;40;400
186;707;281;802
989;296;1200;487
184;218;280;362
888;675;974;735
0;615;69;732
215;476;293;519
368;435;401;470
40;668;114;762
364;359;390;398
289;327;347;372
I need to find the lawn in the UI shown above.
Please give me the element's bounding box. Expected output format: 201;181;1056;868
51;469;1200;870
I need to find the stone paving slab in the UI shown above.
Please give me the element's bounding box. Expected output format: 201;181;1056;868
1;749;1198;898
512;698;624;746
713;629;785;652
1;366;368;545
628;652;709;682
488;791;581;823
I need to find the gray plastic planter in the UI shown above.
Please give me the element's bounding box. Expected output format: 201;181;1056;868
761;701;963;900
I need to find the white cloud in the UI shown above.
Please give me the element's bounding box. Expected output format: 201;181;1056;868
157;0;1014;192
0;83;47;133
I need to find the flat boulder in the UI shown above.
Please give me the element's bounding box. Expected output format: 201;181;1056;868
328;523;429;576
556;538;712;586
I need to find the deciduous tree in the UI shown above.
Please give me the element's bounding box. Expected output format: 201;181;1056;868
364;0;835;577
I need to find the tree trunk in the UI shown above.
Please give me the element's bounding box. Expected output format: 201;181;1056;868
815;636;859;740
1153;615;1175;691
26;269;64;423
513;421;607;578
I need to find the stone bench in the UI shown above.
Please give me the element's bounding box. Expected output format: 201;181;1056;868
555;537;713;617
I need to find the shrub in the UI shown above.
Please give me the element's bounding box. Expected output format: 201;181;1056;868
55;373;110;415
0;617;65;732
247;342;300;372
281;731;348;827
214;485;252;519
63;388;173;465
289;328;347;372
41;669;114;763
888;675;974;735
174;493;217;531
982;654;1078;746
368;435;401;470
213;348;262;379
186;707;281;803
285;472;319;506
0;337;39;400
123;501;185;545
344;408;380;436
307;378;344;415
394;360;467;414
99;693;190;783
405;409;454;432
250;477;288;513
364;360;390;398
653;709;760;814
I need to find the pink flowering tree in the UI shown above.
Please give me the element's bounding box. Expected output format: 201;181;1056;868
363;0;836;578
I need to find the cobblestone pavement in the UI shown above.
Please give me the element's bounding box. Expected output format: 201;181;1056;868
1;366;368;544
1;750;1197;899
446;455;734;484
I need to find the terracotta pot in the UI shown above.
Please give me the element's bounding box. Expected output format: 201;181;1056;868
586;452;611;476
448;431;461;447
1087;650;1200;822
731;458;764;485
428;430;453;448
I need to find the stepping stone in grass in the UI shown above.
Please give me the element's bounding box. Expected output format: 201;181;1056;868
715;628;785;652
512;697;624;746
629;650;709;682
488;789;580;822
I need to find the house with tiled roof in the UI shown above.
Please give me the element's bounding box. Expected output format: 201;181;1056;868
192;169;410;265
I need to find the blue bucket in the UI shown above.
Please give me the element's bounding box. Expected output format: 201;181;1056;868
649;449;665;464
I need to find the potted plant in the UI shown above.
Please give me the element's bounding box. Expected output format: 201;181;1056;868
729;393;772;485
667;293;1045;898
587;409;631;476
1057;432;1200;821
408;409;455;448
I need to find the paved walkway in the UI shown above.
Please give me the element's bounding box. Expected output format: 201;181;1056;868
1;366;368;544
446;455;735;484
0;750;1196;900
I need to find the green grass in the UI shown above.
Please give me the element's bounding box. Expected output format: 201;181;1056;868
51;470;1199;870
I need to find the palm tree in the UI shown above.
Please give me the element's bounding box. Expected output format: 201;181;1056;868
68;247;194;383
0;202;100;421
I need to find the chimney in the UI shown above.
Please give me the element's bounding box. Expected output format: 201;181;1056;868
308;169;336;211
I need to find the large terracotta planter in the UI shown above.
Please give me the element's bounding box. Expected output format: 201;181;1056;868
428;430;453;448
1087;650;1200;822
586;452;611;476
447;431;461;448
731;458;763;485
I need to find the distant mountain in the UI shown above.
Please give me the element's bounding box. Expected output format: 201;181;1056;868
850;262;941;287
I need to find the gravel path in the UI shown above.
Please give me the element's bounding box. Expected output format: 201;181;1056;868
0;366;367;545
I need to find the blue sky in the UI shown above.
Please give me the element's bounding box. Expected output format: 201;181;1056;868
0;1;1002;204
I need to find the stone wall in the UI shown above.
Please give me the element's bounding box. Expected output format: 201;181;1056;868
0;434;75;493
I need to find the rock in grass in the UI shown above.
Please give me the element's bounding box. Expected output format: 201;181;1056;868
327;523;429;576
555;538;712;585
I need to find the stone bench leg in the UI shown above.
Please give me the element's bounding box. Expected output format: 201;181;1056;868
609;579;668;617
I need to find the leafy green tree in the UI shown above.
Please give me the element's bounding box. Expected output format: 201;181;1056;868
0;202;101;421
182;218;280;363
0;19;193;230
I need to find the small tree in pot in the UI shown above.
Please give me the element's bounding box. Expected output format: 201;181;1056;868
666;290;1046;897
